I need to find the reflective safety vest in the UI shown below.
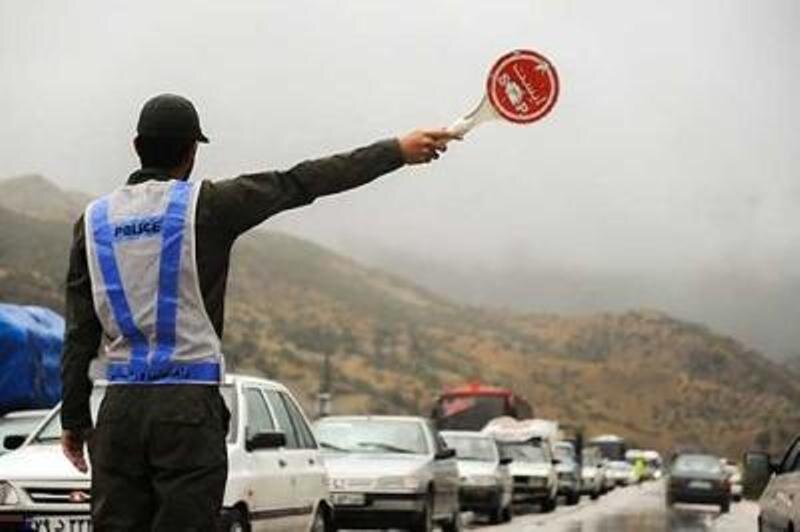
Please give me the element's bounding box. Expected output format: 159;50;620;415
85;180;223;384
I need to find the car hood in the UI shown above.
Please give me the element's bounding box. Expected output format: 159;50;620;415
0;443;88;481
324;453;431;477
457;460;497;477
508;461;552;477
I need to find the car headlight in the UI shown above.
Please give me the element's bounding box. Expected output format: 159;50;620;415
375;475;423;491
0;482;20;506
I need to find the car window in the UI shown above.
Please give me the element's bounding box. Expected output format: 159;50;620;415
263;389;300;449
442;434;498;462
498;441;547;463
781;438;800;473
672;455;723;475
244;387;276;437
279;392;317;449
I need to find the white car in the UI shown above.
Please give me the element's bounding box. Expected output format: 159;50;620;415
0;374;331;532
315;415;461;532
722;461;742;502
605;460;636;486
495;439;558;511
441;430;513;523
580;447;606;500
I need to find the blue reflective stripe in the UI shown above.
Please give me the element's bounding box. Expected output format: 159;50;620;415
152;181;191;366
107;360;220;383
90;198;149;362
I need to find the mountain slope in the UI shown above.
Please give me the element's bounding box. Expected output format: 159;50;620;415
0;175;797;457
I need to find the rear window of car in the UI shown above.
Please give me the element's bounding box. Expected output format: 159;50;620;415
672;455;722;475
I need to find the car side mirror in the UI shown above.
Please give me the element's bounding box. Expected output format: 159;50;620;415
743;451;774;500
3;435;26;451
552;458;561;466
499;457;513;466
245;430;286;452
436;448;456;460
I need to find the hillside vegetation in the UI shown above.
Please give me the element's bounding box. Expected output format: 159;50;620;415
0;175;797;458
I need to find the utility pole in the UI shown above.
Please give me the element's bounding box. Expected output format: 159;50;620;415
317;349;333;418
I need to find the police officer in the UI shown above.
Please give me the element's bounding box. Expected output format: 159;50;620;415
60;93;458;531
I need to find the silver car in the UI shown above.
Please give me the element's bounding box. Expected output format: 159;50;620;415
315;416;460;532
441;431;513;523
745;436;800;531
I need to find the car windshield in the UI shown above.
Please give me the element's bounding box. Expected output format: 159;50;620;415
672;455;722;475
0;414;46;453
497;441;546;463
443;434;498;462
315;418;429;455
554;445;575;464
31;385;238;444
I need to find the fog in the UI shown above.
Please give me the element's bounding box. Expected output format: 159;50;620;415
1;0;798;357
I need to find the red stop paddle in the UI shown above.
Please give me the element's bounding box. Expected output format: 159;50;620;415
448;49;560;137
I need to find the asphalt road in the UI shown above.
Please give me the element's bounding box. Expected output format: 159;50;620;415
467;481;758;531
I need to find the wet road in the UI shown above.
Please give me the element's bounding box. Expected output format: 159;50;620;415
469;481;757;531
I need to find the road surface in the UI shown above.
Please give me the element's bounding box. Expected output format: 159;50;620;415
467;481;758;531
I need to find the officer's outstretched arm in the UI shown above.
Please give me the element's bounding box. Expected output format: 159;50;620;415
208;129;459;237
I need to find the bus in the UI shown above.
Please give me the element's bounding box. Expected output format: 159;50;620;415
587;434;627;462
431;383;533;431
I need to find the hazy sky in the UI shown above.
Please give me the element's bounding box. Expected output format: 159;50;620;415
2;1;798;355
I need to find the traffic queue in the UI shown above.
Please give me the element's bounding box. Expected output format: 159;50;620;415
0;378;679;532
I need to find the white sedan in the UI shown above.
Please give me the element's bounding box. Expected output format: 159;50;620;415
0;374;330;532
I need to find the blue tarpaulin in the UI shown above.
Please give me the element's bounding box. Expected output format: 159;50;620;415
0;304;63;415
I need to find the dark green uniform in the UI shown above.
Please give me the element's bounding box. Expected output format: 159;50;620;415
61;139;404;530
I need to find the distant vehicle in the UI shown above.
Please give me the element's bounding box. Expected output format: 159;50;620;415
588;434;627;462
441;430;513;523
315;415;461;532
0;410;48;455
605;460;636;487
580;447;606;500
483;418;558;512
666;453;731;513
553;441;581;505
0;375;332;532
744;436;800;531
431;383;533;431
626;449;663;480
721;460;742;502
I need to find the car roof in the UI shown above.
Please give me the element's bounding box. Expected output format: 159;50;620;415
440;430;492;439
1;409;50;419
316;415;427;423
92;373;288;392
674;452;720;461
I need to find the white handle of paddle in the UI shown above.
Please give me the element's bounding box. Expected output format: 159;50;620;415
447;95;497;138
448;115;477;137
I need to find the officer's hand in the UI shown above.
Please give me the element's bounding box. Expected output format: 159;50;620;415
62;429;90;473
399;129;462;165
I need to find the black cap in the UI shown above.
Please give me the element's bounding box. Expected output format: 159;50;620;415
136;94;209;143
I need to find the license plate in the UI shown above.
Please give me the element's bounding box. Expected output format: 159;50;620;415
332;493;366;506
27;516;92;532
689;480;712;490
